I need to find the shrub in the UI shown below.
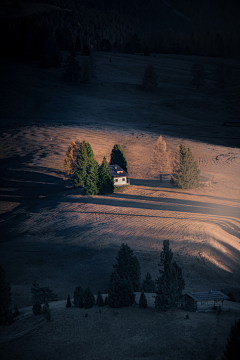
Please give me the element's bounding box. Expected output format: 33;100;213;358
41;302;49;315
66;295;72;308
83;287;95;309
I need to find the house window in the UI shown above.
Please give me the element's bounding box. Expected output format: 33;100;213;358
115;179;118;182
122;178;126;181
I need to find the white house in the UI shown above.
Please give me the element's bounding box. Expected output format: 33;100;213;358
108;164;129;186
183;291;229;312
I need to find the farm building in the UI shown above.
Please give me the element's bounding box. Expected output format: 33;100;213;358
183;291;229;312
108;164;129;186
200;172;214;186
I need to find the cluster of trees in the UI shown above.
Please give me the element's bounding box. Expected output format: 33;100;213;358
151;136;200;189
72;141;127;195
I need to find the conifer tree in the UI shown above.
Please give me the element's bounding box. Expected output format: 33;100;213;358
113;243;140;291
0;264;12;325
142;64;158;90
66;295;72;308
151;136;171;182
73;286;84;308
222;319;240;360
84;157;99;195
98;156;114;194
108;271;135;308
83;287;95;309
109;144;128;173
97;291;104;307
141;272;156;293
171;144;200;189
155;240;185;311
139;290;148;308
32;299;42;315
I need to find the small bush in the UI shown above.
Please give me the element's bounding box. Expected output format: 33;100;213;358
139;291;147;308
185;313;189;319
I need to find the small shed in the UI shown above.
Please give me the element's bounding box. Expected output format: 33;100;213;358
183;291;229;312
200;172;214;186
108;164;129;186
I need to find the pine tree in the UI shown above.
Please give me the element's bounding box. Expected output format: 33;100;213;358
84;157;99;195
66;295;72;308
155;240;185;311
141;272;156;293
73;141;97;190
98;156;114;194
139;291;148;308
83;287;95;309
222;319;240;360
73;286;84;308
170;144;200;189
113;243;141;291
32;299;42;315
0;264;12;325
97;291;104;307
30;281;58;303
109;144;128;173
108;271;135;308
151;136;171;182
142;64;158;90
64;141;78;177
62;55;81;81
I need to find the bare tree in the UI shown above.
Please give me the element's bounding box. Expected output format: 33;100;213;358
191;62;205;89
151;136;171;182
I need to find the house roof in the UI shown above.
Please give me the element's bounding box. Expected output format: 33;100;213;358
186;291;229;301
108;164;129;178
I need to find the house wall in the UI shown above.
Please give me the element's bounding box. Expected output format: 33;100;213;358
114;176;127;186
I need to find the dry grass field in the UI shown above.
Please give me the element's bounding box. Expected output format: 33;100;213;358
0;51;240;359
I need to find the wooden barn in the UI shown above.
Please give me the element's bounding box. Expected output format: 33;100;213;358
108;164;130;186
183;291;229;312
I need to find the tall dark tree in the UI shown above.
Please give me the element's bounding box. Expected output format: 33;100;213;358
96;290;104;307
113;243;140;291
83;287;95;309
73;286;84;308
170;144;200;189
155;240;185;311
108;271;135;308
66;295;72;308
98;156;114;194
73;141;97;190
0;264;12;325
84;156;99;195
109;144;128;173
222;319;240;360
139;290;148;308
141;272;156;293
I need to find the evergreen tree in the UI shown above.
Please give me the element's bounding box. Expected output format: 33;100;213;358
73;286;84;308
108;271;135;308
142;64;158;90
84;157;99;195
141;272;156;293
42;37;62;68
170;144;200;189
222;319;240;360
151;136;171;182
73;141;98;193
155;240;185;311
113;243;140;291
32;299;42;315
191;62;205;89
97;290;104;307
109;144;128;173
66;295;72;308
31;281;58;304
62;55;81;81
98;156;114;194
0;264;12;325
139;290;147;308
83;287;95;309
